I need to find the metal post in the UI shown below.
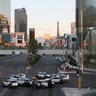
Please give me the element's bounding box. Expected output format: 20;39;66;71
77;0;83;90
78;76;81;90
81;0;84;73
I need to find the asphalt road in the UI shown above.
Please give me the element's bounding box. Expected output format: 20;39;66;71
0;54;65;96
0;54;96;96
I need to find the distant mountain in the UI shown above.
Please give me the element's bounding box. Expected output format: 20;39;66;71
36;37;44;45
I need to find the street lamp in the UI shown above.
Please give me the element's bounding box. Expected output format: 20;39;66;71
77;0;83;90
80;0;84;74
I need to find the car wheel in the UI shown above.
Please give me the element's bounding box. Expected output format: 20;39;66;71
42;86;45;89
8;84;12;88
2;83;5;87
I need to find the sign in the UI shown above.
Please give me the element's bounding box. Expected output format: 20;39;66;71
0;25;9;33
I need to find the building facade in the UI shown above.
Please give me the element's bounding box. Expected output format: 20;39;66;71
84;29;96;55
44;34;50;42
0;0;11;33
71;22;76;35
0;15;10;44
57;21;60;39
15;32;25;47
15;8;27;41
0;15;10;33
76;0;96;48
0;0;11;22
29;28;35;40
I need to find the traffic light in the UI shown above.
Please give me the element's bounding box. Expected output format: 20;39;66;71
72;38;76;41
64;34;67;39
76;69;82;76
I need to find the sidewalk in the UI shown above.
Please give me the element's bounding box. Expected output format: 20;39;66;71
62;87;96;96
84;68;96;73
65;62;96;73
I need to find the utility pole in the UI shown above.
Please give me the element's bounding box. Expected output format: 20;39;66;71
77;50;82;90
81;0;84;74
77;0;83;90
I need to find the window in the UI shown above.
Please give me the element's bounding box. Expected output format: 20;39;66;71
17;35;22;39
17;40;22;43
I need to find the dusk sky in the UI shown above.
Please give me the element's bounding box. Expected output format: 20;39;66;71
11;0;76;37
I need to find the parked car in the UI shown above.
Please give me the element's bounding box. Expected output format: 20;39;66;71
10;74;21;80
35;79;48;88
10;73;26;80
2;79;18;88
17;78;25;86
36;72;46;79
50;76;61;83
24;78;33;87
45;74;51;78
18;73;26;78
60;74;70;82
45;78;55;87
58;72;70;82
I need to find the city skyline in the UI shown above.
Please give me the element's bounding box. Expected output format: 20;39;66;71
11;0;76;37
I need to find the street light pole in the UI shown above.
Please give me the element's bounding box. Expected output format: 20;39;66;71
77;0;83;90
81;0;84;73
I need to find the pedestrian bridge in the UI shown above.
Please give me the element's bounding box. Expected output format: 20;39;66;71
0;50;28;55
0;49;72;55
37;49;72;55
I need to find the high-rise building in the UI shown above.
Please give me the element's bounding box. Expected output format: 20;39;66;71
0;0;11;33
71;22;76;35
0;0;11;22
76;0;96;48
29;28;35;40
15;8;27;41
44;34;50;42
57;21;60;39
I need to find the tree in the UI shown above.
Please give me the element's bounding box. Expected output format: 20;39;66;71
27;54;36;66
27;39;42;66
28;39;38;54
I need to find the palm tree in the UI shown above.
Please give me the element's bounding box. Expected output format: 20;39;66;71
28;39;38;54
27;39;40;66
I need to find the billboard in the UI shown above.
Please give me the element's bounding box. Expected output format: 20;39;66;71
0;25;10;33
2;33;10;42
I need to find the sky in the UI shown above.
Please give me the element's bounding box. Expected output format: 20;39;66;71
11;0;76;38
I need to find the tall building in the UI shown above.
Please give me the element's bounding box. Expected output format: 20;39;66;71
57;21;60;39
71;22;76;35
0;0;11;32
29;28;35;40
44;34;50;42
76;0;96;48
15;8;27;41
0;0;11;22
44;34;51;48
